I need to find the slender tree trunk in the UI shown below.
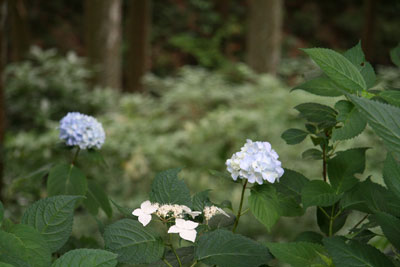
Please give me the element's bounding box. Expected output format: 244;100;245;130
8;0;29;61
246;0;283;74
126;0;152;92
85;0;122;90
362;0;377;62
0;0;7;202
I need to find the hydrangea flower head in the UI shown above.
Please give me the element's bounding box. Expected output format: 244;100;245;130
203;206;230;221
59;112;105;149
226;139;284;184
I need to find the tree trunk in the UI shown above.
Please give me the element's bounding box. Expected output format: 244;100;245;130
246;0;283;75
126;0;152;93
0;0;7;202
8;0;29;62
85;0;122;90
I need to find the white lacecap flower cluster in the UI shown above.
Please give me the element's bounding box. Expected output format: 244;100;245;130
132;201;229;242
226;139;284;184
59;112;105;149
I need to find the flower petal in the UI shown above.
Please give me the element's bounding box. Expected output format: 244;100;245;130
168;225;180;234
179;229;197;242
138;214;152;226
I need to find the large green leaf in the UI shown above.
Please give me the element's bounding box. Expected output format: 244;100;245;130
195;229;271;267
51;249;118;267
192;190;212;211
379;90;400;107
266;241;327;267
281;128;308;145
390;43;400;67
21;195;82;252
103;219;164;264
317;204;348;236
273;169;309;203
149;168;192;207
47;163;87;197
301;180;342;208
343;41;376;88
295;103;337;127
303;48;366;93
248;185;280;231
341;178;400;217
84;180;112;218
292;75;342;97
0;224;51;267
349;95;400;157
323;237;394;267
372;212;400;251
327;148;368;193
332;100;367;141
383;152;400;197
294;231;323;245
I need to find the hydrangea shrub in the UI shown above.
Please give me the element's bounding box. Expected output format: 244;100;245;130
1;42;400;267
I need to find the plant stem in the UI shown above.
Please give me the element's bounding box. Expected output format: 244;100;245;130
169;234;182;267
72;147;80;165
189;260;198;267
328;204;335;237
318;206;330;219
352;214;369;230
232;179;248;233
163;258;174;267
322;143;327;182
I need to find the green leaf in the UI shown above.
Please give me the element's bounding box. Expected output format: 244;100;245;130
302;148;323;160
47;163;87;197
153;247;194;267
343;41;376;88
192;190;212;211
372;212;400;250
103;219;164;264
0;262;14;267
84;180;112;218
379;90;400;107
302;48;366;93
149;168;192;207
383;153;400;197
195;229;271;267
349;95;400;157
110;199;136;219
248;185;280;231
323;237;394;267
0;201;3;226
266;241;327;267
292;75;343;97
51;249;118;267
295;103;337;127
281;128;308;145
390;43;400;67
208;213;236;230
0;224;51;267
301;180;342;208
317;205;348;236
332;100;367;141
21;195;83;252
341;178;400;217
274;169;309;202
294;231;323;244
327;148;368;193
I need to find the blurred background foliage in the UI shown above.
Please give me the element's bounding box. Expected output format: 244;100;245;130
1;0;399;251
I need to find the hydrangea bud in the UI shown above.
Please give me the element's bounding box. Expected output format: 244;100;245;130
226;139;284;184
59;112;105;149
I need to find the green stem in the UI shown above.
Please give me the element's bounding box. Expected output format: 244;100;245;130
189;260;198;267
232;179;248;233
72;147;80;165
351;214;369;230
163;258;174;267
322;143;327;182
318;206;330;219
328;204;336;237
169;234;182;267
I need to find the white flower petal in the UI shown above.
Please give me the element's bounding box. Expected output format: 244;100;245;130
132;208;143;217
138;214;152;226
168;225;180;234
175;219;198;230
179;229;197;242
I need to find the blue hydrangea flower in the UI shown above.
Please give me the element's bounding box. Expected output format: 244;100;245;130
59;112;105;149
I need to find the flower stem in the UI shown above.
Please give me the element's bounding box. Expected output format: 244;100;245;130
163;258;174;267
169;234;182;267
322;143;327;182
232;179;248;233
72;147;80;165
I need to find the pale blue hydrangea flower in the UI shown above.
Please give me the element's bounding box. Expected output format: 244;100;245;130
226;139;284;184
59;112;105;149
